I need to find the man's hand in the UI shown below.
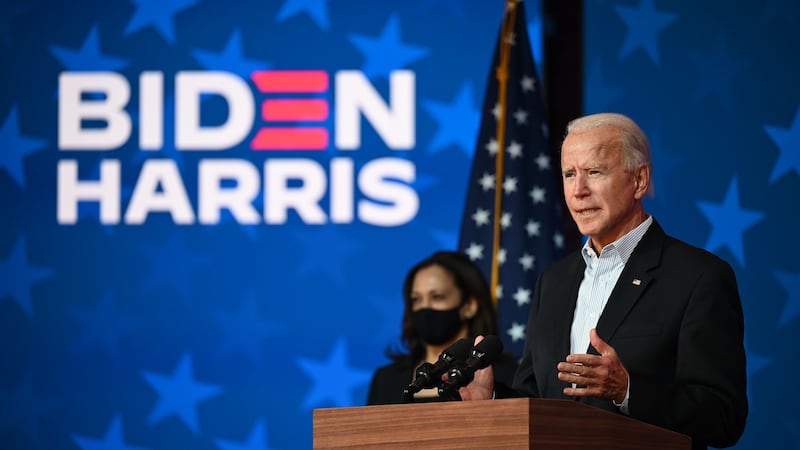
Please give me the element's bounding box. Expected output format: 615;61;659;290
557;328;629;402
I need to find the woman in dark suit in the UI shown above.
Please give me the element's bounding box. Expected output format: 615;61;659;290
366;251;518;405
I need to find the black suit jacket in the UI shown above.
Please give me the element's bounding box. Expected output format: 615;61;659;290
512;220;747;449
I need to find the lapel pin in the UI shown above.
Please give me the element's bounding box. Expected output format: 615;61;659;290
632;279;641;286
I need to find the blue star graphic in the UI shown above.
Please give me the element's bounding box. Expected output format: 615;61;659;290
697;177;764;266
614;0;678;65
293;225;365;288
688;34;748;109
0;375;59;442
215;419;278;450
422;81;480;157
584;58;625;112
296;337;372;409
141;353;222;434
431;227;458;250
410;170;439;193
0;237;54;317
276;0;330;31
72;414;149;450
366;294;404;350
0;106;47;187
69;292;139;362
645;125;684;204
774;270;800;326
124;0;197;45
348;15;430;79
192;30;270;75
212;293;285;364
764;106;800;183
744;345;771;400
140;232;211;300
50;27;129;71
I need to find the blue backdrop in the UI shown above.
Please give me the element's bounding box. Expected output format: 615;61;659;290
0;0;797;449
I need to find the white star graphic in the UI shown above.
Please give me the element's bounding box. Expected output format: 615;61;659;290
497;248;507;265
521;75;536;92
507;140;524;159
503;176;518;194
479;173;495;191
466;242;484;261
495;284;504;300
519;253;535;271
472;208;490;227
553;232;565;249
486;138;499;156
513;108;528;125
526;220;541;237
492;103;502;120
507;322;526;342
501;212;512;230
535;153;551;170
513;287;531;306
529;186;546;203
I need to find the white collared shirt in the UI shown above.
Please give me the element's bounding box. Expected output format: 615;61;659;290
570;216;653;355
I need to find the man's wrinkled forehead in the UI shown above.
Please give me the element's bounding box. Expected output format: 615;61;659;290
561;127;623;163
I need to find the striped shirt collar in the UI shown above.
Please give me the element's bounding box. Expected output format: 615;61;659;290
581;215;653;264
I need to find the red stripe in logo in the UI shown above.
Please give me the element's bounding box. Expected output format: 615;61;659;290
262;99;329;122
251;70;329;93
250;70;330;150
251;127;328;150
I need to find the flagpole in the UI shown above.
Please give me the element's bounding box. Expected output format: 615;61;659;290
490;1;517;305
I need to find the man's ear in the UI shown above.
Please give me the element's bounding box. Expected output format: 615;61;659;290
633;164;651;199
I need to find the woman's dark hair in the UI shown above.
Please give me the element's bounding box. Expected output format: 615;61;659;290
386;251;497;368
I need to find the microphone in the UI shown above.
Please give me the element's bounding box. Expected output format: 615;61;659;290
437;335;503;396
402;338;470;401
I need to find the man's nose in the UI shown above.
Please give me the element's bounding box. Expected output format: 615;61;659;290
571;174;590;196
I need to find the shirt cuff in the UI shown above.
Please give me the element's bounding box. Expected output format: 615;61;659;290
612;377;630;415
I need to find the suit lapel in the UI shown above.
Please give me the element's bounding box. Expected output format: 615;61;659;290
592;221;666;351
555;254;585;357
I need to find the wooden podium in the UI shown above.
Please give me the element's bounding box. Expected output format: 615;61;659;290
313;398;691;449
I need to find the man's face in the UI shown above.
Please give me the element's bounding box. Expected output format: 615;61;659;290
560;126;645;250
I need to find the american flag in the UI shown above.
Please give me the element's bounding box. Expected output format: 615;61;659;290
458;0;573;358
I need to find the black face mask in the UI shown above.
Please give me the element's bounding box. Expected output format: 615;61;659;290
412;306;464;346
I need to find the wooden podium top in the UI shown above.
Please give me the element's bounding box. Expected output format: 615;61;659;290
313;398;691;449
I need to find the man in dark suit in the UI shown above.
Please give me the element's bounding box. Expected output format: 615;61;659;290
460;113;747;449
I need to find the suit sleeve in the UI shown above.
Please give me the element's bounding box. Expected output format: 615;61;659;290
511;272;543;397
629;259;748;448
